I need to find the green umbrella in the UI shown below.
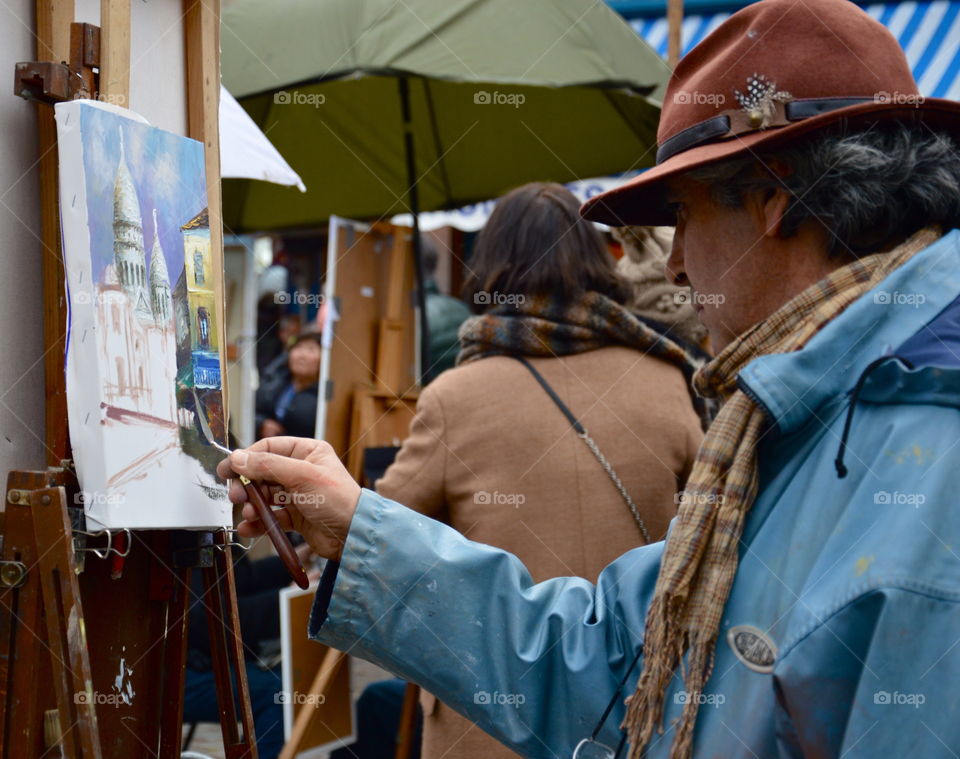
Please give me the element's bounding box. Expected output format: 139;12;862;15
221;0;667;380
221;0;666;230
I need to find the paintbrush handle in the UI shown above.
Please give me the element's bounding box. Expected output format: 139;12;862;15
239;475;310;589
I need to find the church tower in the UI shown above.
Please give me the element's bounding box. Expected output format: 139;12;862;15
112;128;152;322
149;209;173;326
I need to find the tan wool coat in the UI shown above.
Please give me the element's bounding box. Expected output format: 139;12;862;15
375;346;704;759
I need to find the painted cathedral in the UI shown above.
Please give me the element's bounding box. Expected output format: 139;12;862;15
96;133;178;424
96;129;220;438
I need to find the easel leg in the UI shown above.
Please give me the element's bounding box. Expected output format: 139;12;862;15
202;537;257;759
1;471;101;759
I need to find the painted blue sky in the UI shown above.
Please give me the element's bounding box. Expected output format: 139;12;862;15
80;105;208;286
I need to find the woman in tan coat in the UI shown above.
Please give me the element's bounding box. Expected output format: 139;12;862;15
376;182;707;759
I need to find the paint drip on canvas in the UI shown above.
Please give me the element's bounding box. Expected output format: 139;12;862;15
56;100;231;529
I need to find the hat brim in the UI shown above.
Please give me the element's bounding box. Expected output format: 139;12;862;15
581;98;960;227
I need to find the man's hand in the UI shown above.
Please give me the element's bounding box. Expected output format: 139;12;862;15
216;437;361;561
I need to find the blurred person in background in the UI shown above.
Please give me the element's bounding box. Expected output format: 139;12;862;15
255;332;322;439
373;182;708;759
420;234;471;382
258;313;303;388
612;225;710;352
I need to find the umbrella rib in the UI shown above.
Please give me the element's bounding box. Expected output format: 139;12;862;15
422;78;454;207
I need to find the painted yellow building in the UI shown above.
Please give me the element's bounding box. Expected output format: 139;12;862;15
174;208;220;389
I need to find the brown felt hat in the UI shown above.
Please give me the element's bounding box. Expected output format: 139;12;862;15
581;0;960;227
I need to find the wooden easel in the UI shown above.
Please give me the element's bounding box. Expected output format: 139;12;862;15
1;2;257;757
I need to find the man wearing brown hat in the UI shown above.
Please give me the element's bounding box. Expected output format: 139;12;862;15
219;0;960;756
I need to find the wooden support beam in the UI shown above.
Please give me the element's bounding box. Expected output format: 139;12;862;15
34;0;74;464
667;0;684;68
99;0;130;106
184;0;229;414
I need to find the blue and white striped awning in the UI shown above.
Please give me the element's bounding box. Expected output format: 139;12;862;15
631;1;960;100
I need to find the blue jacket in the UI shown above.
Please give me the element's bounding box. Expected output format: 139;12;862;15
310;229;960;758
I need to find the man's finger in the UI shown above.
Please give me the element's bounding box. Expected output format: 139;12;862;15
237;503;297;533
228;449;317;490
236;519;265;539
244;436;327;461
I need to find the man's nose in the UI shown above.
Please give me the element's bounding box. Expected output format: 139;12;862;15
665;237;688;287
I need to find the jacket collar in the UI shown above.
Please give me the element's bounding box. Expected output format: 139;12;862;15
736;229;960;436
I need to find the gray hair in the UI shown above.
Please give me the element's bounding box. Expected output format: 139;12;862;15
687;122;960;256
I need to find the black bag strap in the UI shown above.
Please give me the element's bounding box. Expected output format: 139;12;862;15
511;356;651;543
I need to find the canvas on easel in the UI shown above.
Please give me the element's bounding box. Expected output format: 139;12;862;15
55;99;231;530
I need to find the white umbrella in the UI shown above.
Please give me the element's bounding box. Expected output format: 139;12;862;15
219;85;306;192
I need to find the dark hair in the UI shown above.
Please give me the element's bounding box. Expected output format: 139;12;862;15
290;332;323;349
462;182;628;311
688;122;960;257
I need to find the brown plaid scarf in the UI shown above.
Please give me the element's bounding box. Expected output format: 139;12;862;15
623;226;941;759
457;291;713;429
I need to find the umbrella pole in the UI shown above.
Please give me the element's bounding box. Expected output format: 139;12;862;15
399;77;432;385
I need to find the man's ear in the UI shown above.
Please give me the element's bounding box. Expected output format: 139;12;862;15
760;186;791;238
745;160;792;238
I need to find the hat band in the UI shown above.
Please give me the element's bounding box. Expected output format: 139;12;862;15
655;96;874;165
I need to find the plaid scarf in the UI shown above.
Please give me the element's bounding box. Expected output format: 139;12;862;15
457;291;712;429
624;226;941;759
